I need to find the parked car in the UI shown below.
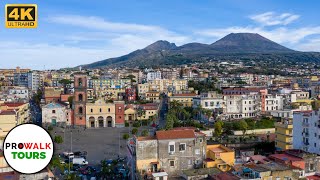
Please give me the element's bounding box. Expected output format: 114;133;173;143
73;157;88;165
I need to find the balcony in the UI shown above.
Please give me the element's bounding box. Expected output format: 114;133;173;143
302;122;309;127
304;141;310;145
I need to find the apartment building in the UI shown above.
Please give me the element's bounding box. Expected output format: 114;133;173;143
147;71;161;81
169;93;197;107
293;110;320;154
275;119;293;150
129;128;206;178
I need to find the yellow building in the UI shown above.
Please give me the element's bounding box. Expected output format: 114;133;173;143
204;144;235;172
145;91;160;102
138;79;188;94
168;93;197;107
86;99;115;128
95;88;126;100
275;119;293;150
124;104;159;122
0;102;30;125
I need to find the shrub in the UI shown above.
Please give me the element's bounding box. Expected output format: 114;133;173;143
131;128;138;135
48;126;53;131
122;133;129;140
141;130;148;136
125;122;129;127
54;135;63;144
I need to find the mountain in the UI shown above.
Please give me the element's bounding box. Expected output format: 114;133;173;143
81;33;319;68
210;33;293;53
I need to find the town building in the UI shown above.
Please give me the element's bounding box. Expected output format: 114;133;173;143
169;93;197;107
275;119;293;150
129;128;206;178
293;110;320;154
204;144;235;172
86;99;116;128
42;102;71;126
147;71;161;81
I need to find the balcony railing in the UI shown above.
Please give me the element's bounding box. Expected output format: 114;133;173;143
302;122;309;127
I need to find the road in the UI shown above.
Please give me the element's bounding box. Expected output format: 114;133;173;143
158;95;168;128
29;99;42;125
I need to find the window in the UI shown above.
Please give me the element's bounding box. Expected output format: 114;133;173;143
99;108;102;112
199;138;203;143
91;109;93;113
79;107;83;114
52;110;56;114
315;143;317;147
118;107;122;112
195;149;200;155
310;163;315;171
169;160;175;167
169;145;174;152
179;144;186;151
78;94;83;102
108;108;110;112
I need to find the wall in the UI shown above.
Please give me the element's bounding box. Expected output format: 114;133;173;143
233;128;275;136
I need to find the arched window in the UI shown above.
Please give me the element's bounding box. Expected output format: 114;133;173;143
78;94;83;102
79;107;83;114
78;78;83;87
99;108;102;112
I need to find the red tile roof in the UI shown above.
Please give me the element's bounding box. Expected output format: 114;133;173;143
0;110;16;115
2;102;26;107
307;175;320;180
172;93;197;97
269;153;302;162
156;129;195;140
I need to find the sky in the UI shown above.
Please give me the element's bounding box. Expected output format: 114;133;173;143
1;0;320;69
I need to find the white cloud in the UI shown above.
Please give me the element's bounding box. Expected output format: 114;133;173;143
297;38;320;52
250;12;300;26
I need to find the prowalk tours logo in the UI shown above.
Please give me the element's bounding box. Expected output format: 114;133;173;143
3;124;54;174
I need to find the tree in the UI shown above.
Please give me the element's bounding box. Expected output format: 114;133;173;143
50;155;63;171
131;128;138;135
165;113;176;130
54;135;63;144
141;130;149;136
122;133;129;140
204;109;213;121
238;120;248;136
48;125;53;131
214;120;224;137
136;106;146;121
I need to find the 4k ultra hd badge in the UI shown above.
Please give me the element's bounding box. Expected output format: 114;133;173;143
3;124;53;174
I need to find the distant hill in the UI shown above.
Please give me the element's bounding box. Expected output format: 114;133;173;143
81;33;320;68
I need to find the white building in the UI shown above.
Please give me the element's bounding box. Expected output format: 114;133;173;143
28;71;42;92
42;103;71;126
293;110;320;154
262;94;284;112
193;92;225;110
8;87;29;99
224;94;260;119
193;92;225;122
147;71;161;81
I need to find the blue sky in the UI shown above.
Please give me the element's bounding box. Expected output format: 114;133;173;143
1;0;320;69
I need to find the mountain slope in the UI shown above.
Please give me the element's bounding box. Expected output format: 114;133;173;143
81;33;318;68
210;33;294;53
